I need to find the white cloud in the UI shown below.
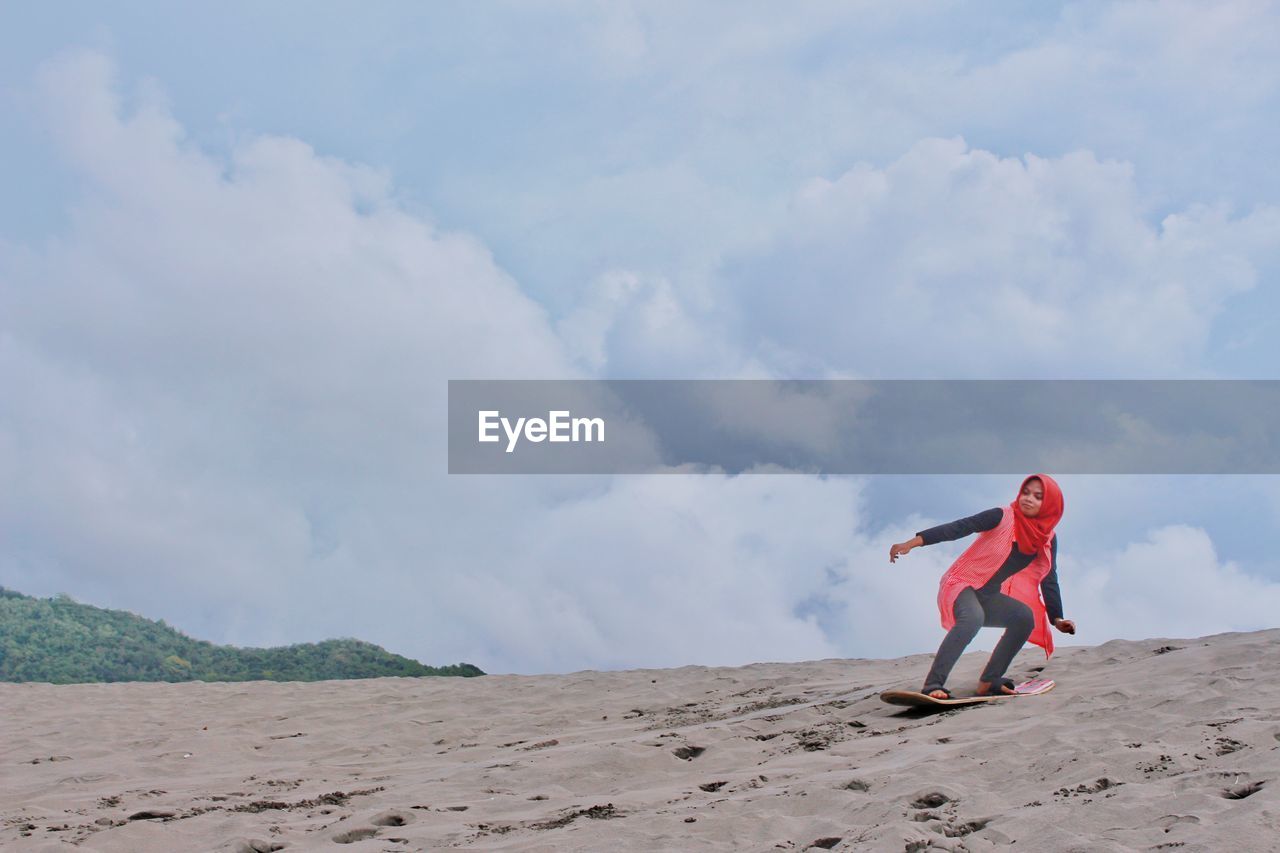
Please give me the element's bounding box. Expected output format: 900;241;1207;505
555;269;761;377
946;1;1280;172
0;52;872;674
444;472;866;672
398;1;1280;317
724;137;1279;379
1;51;585;656
1068;524;1280;642
5;46;1280;678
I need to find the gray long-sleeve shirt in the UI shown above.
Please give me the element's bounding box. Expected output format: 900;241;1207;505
915;507;1063;622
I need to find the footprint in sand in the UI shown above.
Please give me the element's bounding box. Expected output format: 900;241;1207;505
332;826;379;844
227;840;287;853
672;745;706;760
909;791;952;809
1222;779;1267;799
371;810;414;826
940;818;992;838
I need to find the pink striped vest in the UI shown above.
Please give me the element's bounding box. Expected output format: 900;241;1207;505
936;506;1055;658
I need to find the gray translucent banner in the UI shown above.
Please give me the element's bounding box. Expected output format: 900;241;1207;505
448;380;1280;474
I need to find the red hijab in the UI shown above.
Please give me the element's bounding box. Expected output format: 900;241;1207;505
1011;473;1063;555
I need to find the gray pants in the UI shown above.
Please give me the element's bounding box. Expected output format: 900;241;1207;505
923;586;1034;692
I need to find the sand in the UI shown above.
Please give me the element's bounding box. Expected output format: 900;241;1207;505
3;630;1279;852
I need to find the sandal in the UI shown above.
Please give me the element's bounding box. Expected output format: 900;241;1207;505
978;678;1016;696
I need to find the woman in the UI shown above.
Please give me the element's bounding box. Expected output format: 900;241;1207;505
888;474;1076;699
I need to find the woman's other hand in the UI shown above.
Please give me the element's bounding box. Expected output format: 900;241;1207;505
1052;618;1076;634
889;537;922;563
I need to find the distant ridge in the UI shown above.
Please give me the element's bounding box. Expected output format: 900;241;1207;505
0;586;484;683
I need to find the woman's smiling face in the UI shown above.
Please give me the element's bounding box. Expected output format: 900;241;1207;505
1019;478;1045;517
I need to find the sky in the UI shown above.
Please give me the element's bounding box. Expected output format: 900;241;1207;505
2;1;1279;676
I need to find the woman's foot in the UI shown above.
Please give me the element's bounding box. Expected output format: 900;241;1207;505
924;687;951;700
976;678;1016;696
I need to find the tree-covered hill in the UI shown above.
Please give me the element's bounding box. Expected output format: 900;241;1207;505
0;586;484;683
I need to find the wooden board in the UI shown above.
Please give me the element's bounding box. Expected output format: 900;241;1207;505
880;678;1055;708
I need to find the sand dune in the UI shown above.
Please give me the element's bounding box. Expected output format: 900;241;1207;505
4;630;1279;852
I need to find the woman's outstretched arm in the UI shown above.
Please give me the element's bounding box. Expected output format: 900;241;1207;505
916;507;1004;545
888;507;1002;562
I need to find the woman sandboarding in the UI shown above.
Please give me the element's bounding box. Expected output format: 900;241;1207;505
889;474;1076;700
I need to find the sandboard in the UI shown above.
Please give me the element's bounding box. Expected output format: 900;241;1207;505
880;678;1055;708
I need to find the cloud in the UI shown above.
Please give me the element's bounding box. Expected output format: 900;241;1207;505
944;1;1280;192
1;50;585;657
375;1;1280;319
722;137;1279;379
4;47;1279;677
444;472;866;672
1068;524;1280;643
555;269;762;378
0;52;876;673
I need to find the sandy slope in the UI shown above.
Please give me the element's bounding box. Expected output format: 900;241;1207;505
3;630;1279;852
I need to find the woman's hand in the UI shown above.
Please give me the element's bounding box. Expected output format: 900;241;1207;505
889;537;923;563
1052;618;1076;634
